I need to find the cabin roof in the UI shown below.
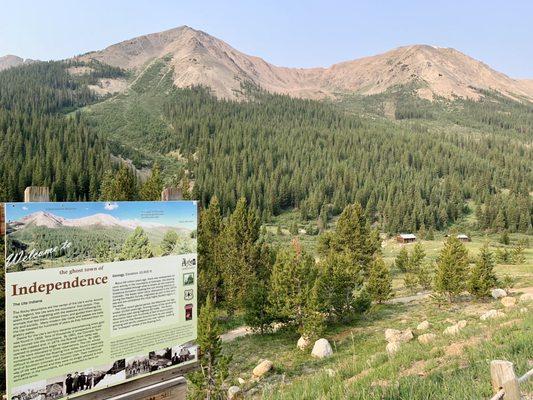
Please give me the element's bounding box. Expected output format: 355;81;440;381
399;233;416;239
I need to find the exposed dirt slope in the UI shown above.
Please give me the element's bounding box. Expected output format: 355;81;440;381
75;26;533;101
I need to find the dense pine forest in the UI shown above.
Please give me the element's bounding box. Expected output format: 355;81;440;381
0;59;532;234
0;61;112;201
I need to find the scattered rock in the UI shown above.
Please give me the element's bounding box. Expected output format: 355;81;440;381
519;293;533;303
399;329;414;343
443;324;460;335
429;347;441;356
385;328;413;343
386;341;401;356
444;336;482;357
325;368;336;377
480;309;505;321
311;338;333;359
252;360;273;378
520;307;528;314
400;360;428;377
501;296;517;308
400;319;408;324
297;336;311;350
491;288;507;299
228;386;242;400
237;377;246;385
417;320;430;331
418;333;437;345
384;329;402;342
457;320;467;329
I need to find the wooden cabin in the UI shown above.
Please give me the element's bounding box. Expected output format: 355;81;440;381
396;233;417;244
456;234;471;242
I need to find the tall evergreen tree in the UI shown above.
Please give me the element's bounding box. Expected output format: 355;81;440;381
367;257;392;303
198;197;224;304
434;236;469;301
188;297;230;400
120;227;153;260
219;197;260;314
468;244;497;298
140;163;163;201
269;241;317;329
160;230;179;256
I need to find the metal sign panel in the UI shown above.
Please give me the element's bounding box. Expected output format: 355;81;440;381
4;201;198;400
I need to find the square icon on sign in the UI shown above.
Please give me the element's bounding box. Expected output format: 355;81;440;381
183;272;194;286
184;289;194;301
185;304;193;321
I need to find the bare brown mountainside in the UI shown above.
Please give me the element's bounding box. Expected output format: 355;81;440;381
73;25;533;101
0;55;25;71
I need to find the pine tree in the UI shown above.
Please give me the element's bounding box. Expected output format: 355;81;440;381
395;247;410;273
316;251;363;320
140;163;163;201
468;244;497;298
160;230;179;256
499;231;510;245
404;271;419;293
417;262;433;290
434;236;469;301
198;197;223;304
410;242;426;270
188;297;230;400
300;283;326;340
511;240;526;265
326;203;380;274
242;244;275;333
181;175;191;200
219;198;259;314
113;165;138;201
366;257;392;303
120;227;153;260
269;241;317;329
100;166;138;201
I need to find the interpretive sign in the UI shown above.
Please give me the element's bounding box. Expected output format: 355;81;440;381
4;201;198;400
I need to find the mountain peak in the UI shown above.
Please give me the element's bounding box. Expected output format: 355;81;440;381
74;28;533;102
0;55;25;71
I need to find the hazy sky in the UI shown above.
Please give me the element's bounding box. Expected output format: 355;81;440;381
0;0;531;77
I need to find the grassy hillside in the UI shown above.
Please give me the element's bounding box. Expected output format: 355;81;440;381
226;295;533;399
222;251;533;399
83;57;184;175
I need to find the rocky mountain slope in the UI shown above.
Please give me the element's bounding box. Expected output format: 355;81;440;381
0;55;25;71
75;26;533;101
15;211;167;230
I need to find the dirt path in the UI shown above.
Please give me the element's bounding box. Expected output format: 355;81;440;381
220;326;253;342
220;292;431;343
220;287;533;343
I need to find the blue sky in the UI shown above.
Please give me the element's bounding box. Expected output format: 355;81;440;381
0;0;531;78
5;201;198;230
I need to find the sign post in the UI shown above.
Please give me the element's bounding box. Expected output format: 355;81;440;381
4;187;198;400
